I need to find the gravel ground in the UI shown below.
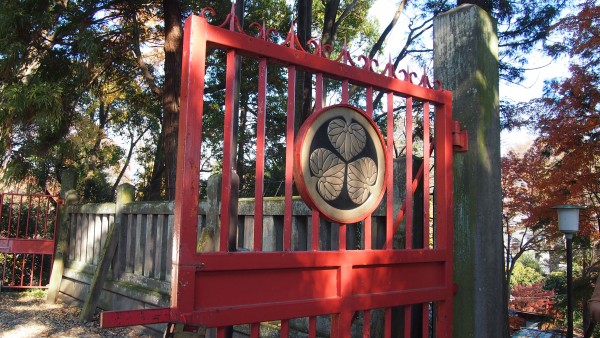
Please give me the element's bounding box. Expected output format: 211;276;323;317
0;291;156;338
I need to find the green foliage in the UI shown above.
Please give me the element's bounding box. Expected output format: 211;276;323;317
511;261;544;287
312;0;379;52
543;270;567;293
520;252;544;274
78;171;114;203
21;288;47;299
0;0;162;199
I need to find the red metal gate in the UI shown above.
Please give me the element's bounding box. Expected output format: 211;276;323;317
102;5;465;337
0;193;60;289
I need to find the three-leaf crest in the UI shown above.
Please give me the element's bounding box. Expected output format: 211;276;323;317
310;118;377;205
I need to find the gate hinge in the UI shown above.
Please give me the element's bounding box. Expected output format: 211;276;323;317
452;120;468;152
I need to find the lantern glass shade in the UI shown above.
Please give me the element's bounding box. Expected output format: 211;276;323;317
552;204;584;234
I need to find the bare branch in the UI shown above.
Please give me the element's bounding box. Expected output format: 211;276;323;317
368;0;407;59
332;0;358;33
132;14;163;98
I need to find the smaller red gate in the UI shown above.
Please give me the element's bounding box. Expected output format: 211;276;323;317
0;193;60;289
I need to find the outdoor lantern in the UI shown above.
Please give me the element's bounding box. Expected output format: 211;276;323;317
553;204;584;237
552;204;585;338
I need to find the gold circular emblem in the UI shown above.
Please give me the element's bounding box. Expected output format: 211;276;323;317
294;105;387;224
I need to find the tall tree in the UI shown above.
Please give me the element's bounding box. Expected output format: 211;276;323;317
541;0;600;228
0;0;158;200
160;0;183;200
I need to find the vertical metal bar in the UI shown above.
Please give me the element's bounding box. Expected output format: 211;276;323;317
283;66;296;251
339;224;346;250
220;48;237;252
311;211;320;251
385;92;394;250
25;195;32;237
366;87;373;113
38;254;45;287
404;305;411;337
311;72;324;252
20;254;27;287
16;195;24;238
0;193;4;235
434;95;454;337
331;312;352;338
250;323;260;337
365;87;374;250
216;327;227;338
309;316;316;337
423;102;430;249
1;201;5;283
315;73;323;111
171;15;208;318
11;253;18;286
52;195;60;254
434;105;446;250
331;314;339;337
363;309;371;337
342;79;349;103
7;195;14;238
254;58;267;252
423;303;430;338
33;196;41;238
43;196;51;238
281;319;290;338
364;217;372;250
29;252;36;286
384;308;392;338
405;97;413;249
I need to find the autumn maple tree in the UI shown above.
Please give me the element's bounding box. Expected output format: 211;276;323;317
510;282;557;315
502;0;600;330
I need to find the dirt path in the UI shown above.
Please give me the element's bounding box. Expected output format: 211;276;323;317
0;291;155;338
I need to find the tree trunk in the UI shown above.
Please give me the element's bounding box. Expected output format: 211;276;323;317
295;0;313;131
162;0;183;201
233;0;245;198
321;0;341;51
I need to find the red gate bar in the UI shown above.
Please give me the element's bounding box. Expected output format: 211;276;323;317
0;238;55;255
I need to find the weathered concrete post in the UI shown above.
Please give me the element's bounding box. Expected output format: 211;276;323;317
80;183;134;321
46;168;78;304
433;4;507;338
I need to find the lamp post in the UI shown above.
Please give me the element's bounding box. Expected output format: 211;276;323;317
553;204;584;338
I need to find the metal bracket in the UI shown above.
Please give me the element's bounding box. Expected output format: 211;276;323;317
452;120;468;152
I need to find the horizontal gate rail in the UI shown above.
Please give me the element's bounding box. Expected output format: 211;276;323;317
1;192;60;289
102;4;456;337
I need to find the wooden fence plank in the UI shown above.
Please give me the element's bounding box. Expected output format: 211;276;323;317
80;184;134;321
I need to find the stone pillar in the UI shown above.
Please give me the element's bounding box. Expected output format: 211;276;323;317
433;4;507;338
46;168;78;304
110;183;135;278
